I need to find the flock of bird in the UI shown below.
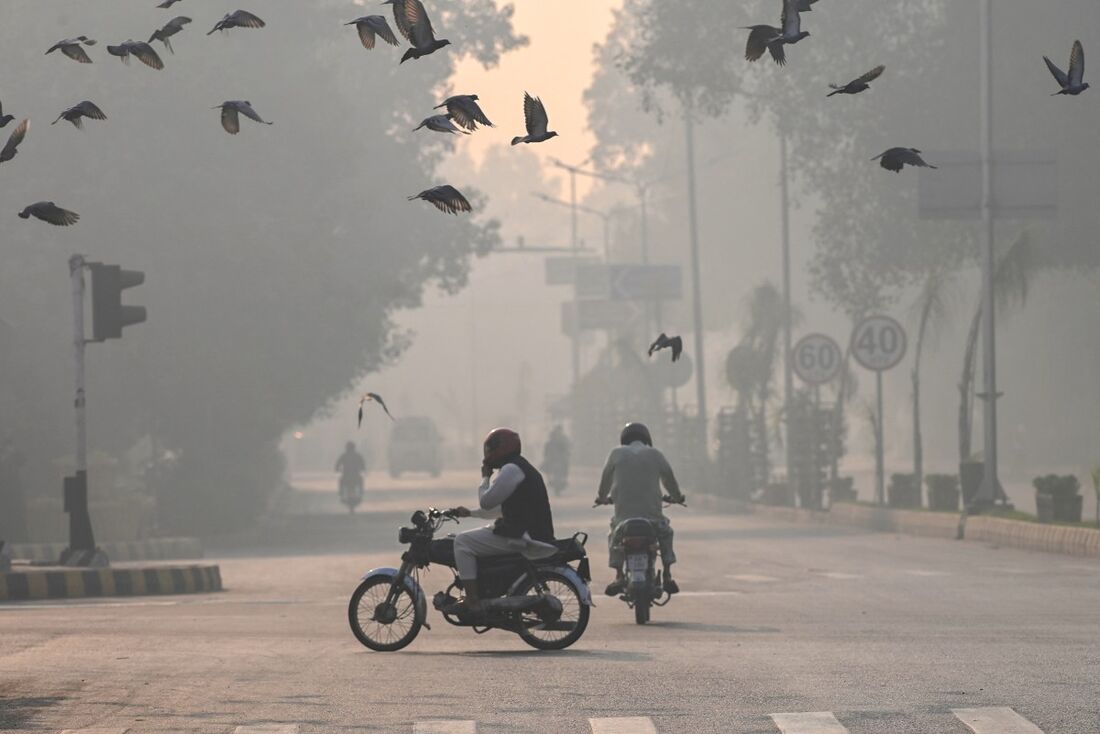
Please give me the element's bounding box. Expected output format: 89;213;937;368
744;0;1088;172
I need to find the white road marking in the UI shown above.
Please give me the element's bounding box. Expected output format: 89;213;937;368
727;574;779;582
813;572;862;580
952;707;1045;733
675;591;744;597
903;569;949;577
414;722;477;734
61;729;129;734
770;712;849;733
590;717;657;734
233;727;301;734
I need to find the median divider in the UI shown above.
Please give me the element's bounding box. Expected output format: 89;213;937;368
0;563;222;602
6;537;203;564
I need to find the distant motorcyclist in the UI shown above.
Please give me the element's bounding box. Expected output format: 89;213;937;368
447;428;558;615
541;424;571;495
596;422;685;597
335;441;366;507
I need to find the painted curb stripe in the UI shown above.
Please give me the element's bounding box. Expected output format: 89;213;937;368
1;564;223;601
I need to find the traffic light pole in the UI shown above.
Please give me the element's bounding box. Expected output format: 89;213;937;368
64;255;98;564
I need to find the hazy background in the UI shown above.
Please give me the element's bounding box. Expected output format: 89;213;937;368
1;0;1098;539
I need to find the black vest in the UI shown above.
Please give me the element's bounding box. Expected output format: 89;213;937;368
494;456;555;542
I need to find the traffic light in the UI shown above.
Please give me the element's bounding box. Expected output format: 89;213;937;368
90;263;146;341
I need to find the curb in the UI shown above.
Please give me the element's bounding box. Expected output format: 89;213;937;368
0;564;222;602
7;537;203;563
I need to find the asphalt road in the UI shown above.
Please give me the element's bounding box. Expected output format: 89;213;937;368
2;472;1098;733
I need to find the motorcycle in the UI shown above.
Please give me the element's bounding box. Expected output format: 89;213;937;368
603;496;684;625
348;507;594;651
542;457;569;496
338;473;364;514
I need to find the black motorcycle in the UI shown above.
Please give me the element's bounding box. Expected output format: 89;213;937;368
348;507;593;651
606;497;684;625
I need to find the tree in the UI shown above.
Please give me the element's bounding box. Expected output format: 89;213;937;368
908;266;954;502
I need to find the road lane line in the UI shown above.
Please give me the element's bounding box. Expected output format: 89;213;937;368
590;717;657;734
413;722;477;734
233;726;301;734
952;707;1045;733
770;712;849;733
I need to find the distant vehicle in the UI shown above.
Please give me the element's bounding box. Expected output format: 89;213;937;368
387;417;442;478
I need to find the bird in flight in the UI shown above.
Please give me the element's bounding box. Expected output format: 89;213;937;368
45;37;97;64
52;101;107;130
873;148;936;173
214;101;273;135
828;65;885;96
511;93;557;145
413;114;469;135
208;10;266;35
358;393;395;426
107;40;165;70
648;333;684;363
399;0;451;63
346;15;399;50
19;202;80;227
0;120;29;165
744;0;810;66
1044;40;1089;96
0;101;13;128
435;95;493;131
157;0;183;7
150;17;192;54
408;185;472;215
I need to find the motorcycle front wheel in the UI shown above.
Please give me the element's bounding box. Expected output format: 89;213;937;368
515;570;590;651
348;576;422;652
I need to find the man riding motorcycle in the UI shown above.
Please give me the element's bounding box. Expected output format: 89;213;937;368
335;441;366;498
448;428;558;615
595;422;685;597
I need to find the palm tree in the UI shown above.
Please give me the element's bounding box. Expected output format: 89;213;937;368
908;267;954;505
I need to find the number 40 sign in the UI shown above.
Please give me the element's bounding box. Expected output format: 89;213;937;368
851;315;907;372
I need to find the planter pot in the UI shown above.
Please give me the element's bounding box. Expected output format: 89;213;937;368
926;474;960;512
888;473;921;509
762;482;794;507
1037;492;1083;524
830;477;857;503
960;461;983;507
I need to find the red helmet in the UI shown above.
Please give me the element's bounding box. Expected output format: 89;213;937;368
483;427;521;469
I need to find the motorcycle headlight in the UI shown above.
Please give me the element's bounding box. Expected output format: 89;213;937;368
399;526;417;544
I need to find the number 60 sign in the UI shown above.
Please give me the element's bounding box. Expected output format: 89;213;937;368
793;333;843;386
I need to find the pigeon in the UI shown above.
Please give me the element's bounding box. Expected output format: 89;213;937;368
19;202;79;227
150;16;192;54
797;0;820;9
45;37;97;64
0;120;29;165
873;148;936;173
214;101;273;135
358;392;395;426
648;333;684;362
413;114;469;135
382;0;415;44
208;10;266;35
828;65;885;96
157;0;183;6
1044;40;1089;96
52;101;107;130
345;15;399;49
408;185;472;215
107;40;165;70
399;0;451;63
0;101;13;128
511;93;558;145
434;95;493;131
743;0;809;66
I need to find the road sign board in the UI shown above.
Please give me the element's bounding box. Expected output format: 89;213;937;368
851;316;907;372
793;333;842;385
575;264;682;301
918;150;1057;221
561;300;642;335
545;256;601;286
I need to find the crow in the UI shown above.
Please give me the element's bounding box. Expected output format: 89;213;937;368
358;393;395;426
828;65;885;96
0;120;29;165
19;202;79;227
744;0;809;66
648;333;684;362
52;101;107;129
45;37;97;64
511;93;558;145
346;15;399;49
408;185;472;215
214;101;273;135
399;0;450;63
1045;40;1089;96
873;148;936;173
0;100;13;128
208;10;266;35
434;95;493;131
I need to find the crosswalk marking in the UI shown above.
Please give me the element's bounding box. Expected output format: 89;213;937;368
770;712;849;734
952;707;1045;733
589;717;658;734
60;729;129;734
727;573;779;582
413;722;477;734
903;569;949;577
233;726;301;734
813;572;862;580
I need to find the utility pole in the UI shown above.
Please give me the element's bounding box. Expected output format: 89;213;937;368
683;106;708;430
974;0;1002;507
780;132;795;491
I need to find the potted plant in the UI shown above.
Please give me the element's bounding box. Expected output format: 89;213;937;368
959;460;983;508
926;474;960;512
1034;474;1083;524
830;477;857;504
762;481;794;507
888;473;921;509
1091;466;1100;527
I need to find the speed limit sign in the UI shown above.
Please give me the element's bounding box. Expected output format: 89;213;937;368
793;333;842;385
851;315;907;372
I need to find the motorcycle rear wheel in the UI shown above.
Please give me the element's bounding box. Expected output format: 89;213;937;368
515;571;590;651
633;584;651;625
348;576;422;652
